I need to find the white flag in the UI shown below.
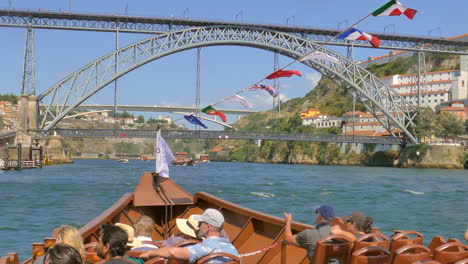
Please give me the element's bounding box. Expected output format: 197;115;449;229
300;51;340;64
155;130;175;178
225;94;253;108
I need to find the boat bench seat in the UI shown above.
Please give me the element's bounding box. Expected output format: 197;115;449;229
391;244;431;264
353;233;390;251
432;242;468;264
195;252;240;264
311;235;353;264
349;246;391;264
0;253;19;264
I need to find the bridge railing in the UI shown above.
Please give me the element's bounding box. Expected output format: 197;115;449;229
51;129;408;145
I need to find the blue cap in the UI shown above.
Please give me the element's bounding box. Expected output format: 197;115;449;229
314;205;335;221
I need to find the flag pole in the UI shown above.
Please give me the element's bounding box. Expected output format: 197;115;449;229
154;124;161;187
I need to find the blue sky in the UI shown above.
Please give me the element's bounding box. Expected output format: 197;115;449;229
0;0;466;129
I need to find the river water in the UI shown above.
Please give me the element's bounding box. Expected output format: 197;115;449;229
0;159;467;260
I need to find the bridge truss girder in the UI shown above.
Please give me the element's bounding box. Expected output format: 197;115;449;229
1;9;467;55
38;25;419;143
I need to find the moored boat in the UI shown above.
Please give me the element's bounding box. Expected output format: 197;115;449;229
117;158;129;163
172;152;195;166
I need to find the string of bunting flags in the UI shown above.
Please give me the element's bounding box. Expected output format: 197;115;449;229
183;0;417;129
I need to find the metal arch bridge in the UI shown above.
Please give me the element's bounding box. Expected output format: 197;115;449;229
52;129;408;145
38;25;422;143
1;9;467;54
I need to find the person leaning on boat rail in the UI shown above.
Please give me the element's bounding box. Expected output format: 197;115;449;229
330;211;374;242
96;223;135;264
43;244;83;264
283;205;335;264
140;208;239;263
33;225;86;264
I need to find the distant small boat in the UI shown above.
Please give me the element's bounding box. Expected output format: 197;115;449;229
172;152;194;166
117;158;128;163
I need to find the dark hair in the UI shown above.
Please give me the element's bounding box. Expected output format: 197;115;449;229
44;244;82;264
357;217;374;234
99;223;128;257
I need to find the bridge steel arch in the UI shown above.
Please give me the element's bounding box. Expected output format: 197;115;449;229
38;25;418;143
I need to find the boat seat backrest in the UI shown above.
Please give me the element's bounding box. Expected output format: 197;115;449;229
429;237;449;255
312;235;353;264
389;230;424;253
353;233;390;251
143;257;164;264
432;242;468;264
453;259;468;264
166;239;202;264
195;252;240;264
32;242;45;261
391;244;431;264
0;253;19;264
44;238;56;249
411;260;442;264
349;246;391;264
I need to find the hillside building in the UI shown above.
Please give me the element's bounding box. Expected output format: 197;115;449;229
300;109;342;128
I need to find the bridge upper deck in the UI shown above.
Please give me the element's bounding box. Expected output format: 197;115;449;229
0;9;466;54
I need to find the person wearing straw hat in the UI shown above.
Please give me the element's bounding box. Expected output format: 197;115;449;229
164;215;201;247
115;223;142;249
140;208;239;263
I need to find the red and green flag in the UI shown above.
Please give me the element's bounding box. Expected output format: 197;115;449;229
201;105;227;122
372;0;417;20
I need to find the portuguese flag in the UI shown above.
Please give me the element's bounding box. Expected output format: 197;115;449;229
201;105;227;122
372;0;417;20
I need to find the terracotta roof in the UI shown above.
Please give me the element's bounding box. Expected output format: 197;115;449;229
343;130;377;136
360;113;375;118
209;147;224;152
440;107;465;111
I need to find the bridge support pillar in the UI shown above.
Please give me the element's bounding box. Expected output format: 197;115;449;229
16;94;38;147
255;139;262;147
43;135;72;164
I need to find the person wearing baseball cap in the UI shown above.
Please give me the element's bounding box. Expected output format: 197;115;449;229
140;208;239;263
283;205;336;263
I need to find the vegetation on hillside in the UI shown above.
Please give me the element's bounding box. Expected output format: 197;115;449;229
0;93;18;104
222;53;464;164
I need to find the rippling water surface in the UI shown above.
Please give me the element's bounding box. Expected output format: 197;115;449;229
1;160;467;260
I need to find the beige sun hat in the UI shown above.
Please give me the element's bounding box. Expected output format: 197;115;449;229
176;215;200;238
115;223;142;247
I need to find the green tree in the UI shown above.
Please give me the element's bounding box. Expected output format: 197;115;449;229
414;107;439;141
436;112;464;139
147;117;167;124
136;115;145;123
0;115;4;128
0;93;18;104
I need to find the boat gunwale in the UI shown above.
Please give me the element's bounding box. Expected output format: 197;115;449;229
79;193;134;238
193;191;314;231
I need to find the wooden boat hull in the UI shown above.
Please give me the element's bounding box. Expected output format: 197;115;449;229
14;173;311;264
